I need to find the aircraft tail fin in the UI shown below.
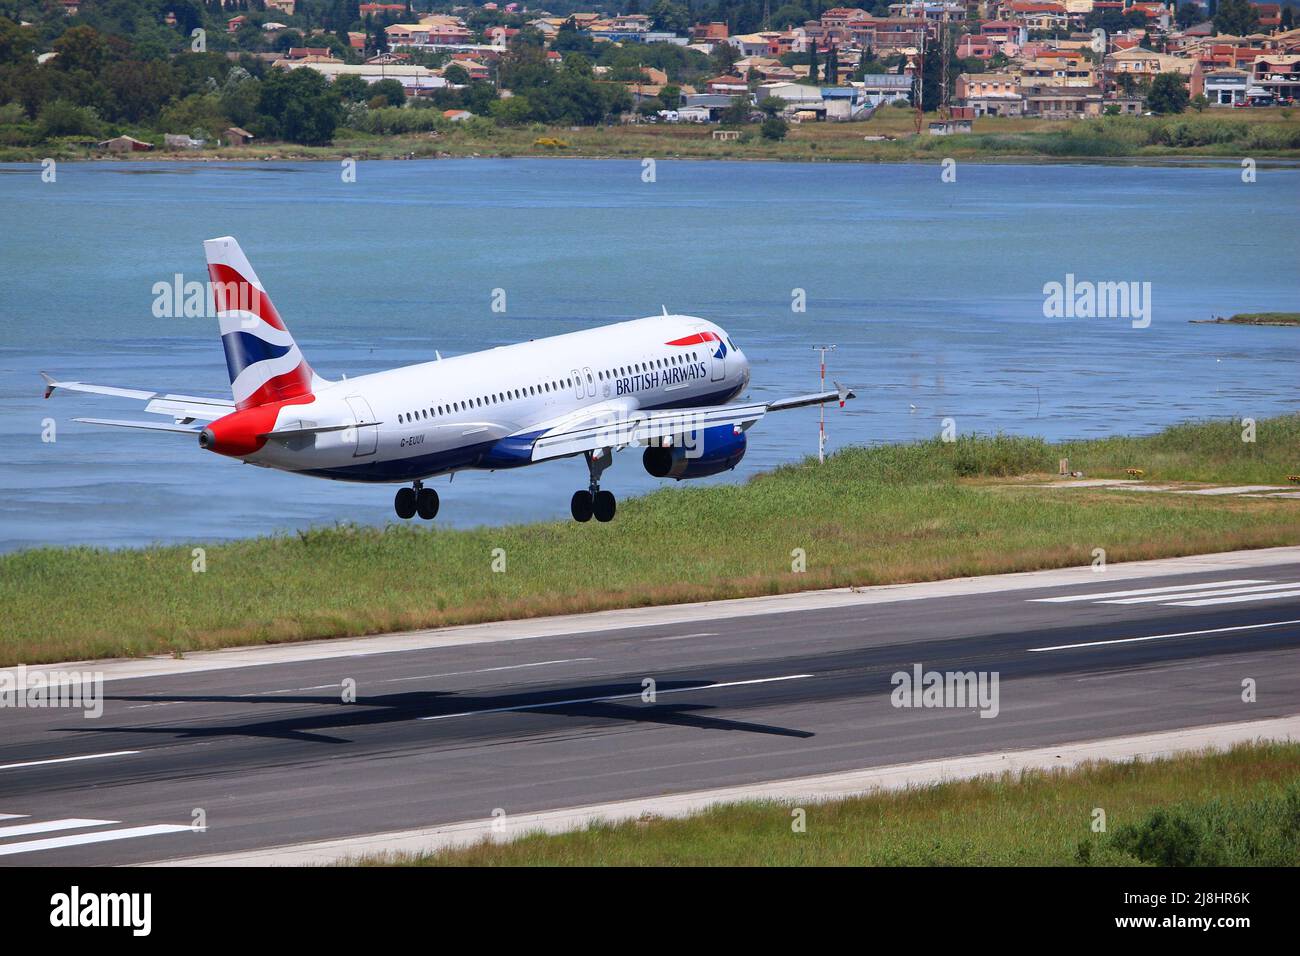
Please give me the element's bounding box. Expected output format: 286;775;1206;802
203;236;320;410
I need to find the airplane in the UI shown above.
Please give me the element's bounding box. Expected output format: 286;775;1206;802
42;237;855;523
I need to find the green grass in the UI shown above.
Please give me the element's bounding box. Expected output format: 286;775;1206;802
4;108;1297;164
2;415;1298;665
360;741;1300;866
1225;312;1300;326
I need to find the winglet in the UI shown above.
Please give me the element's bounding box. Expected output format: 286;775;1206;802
40;371;58;399
834;380;856;408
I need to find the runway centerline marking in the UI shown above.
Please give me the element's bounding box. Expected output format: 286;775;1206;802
386;658;597;683
0;750;140;771
1028;618;1300;652
1028;579;1270;603
419;674;815;722
648;632;720;642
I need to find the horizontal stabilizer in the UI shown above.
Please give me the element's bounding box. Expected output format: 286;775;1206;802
74;417;203;435
767;381;856;412
43;373;234;422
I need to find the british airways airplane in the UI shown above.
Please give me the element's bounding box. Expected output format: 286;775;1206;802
42;237;854;523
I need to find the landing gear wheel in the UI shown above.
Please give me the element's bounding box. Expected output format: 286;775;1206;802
416;487;439;520
593;489;616;523
394;487;417;519
570;490;594;523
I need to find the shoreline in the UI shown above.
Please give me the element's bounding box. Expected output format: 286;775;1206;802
7;150;1300;169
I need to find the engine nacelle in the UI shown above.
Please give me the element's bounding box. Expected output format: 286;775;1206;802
642;423;747;480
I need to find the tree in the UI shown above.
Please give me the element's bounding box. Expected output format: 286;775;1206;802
825;44;839;85
711;40;738;76
52;25;110;75
1175;3;1204;29
333;73;371;101
256;66;341;144
807;42;818;84
649;0;689;33
757;95;787;116
38;99;103;138
105;60;180;123
1213;0;1260;35
1280;7;1292;29
369;78;405;106
0;16;35;67
771;5;810;28
760;115;788;139
1147;72;1189;114
443;64;469;85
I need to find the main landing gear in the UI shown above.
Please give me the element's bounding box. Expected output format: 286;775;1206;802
571;448;616;523
394;481;439;520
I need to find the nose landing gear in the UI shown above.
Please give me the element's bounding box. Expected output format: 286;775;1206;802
394;481;439;520
571;448;617;523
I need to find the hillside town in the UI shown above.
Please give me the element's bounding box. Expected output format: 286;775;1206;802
0;0;1298;150
244;1;1300;126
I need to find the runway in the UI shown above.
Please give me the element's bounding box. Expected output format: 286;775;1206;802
3;547;1299;865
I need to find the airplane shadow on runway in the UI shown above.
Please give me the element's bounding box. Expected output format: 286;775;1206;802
61;680;816;744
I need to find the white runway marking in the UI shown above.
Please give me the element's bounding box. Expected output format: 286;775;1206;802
385;658;597;683
0;818;115;838
0;824;193;858
1029;579;1270;603
1028;618;1300;652
0;814;27;821
1170;589;1300;608
648;632;720;642
1100;582;1300;605
0;750;139;771
420;674;815;722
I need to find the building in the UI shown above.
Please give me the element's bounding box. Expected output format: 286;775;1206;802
1105;48;1204;97
1252;54;1300;101
1021;83;1103;117
278;60;449;94
163;133;205;150
1204;70;1250;106
97;135;154;152
1019;55;1096;87
856;73;913;107
928;118;973;135
956;72;1024;115
224;127;255;146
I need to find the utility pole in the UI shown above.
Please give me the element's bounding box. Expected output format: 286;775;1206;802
812;345;837;464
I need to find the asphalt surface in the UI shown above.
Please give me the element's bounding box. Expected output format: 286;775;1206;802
3;557;1299;865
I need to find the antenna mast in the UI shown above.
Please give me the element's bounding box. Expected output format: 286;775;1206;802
812;345;837;464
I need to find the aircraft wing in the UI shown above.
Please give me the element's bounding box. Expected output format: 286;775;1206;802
41;372;234;424
528;383;853;463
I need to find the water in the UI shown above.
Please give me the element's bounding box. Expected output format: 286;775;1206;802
1;158;1296;552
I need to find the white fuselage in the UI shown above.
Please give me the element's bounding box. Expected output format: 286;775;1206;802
248;315;750;483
